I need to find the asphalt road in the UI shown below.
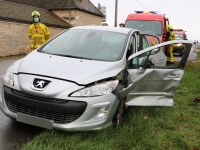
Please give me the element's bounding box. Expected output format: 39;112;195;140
0;47;197;150
0;60;44;150
174;47;197;61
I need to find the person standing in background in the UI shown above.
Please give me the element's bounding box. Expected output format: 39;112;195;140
193;40;197;52
28;11;50;51
166;25;175;64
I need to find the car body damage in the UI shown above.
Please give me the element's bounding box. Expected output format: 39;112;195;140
0;26;193;131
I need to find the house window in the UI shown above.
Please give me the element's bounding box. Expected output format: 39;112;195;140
63;17;75;21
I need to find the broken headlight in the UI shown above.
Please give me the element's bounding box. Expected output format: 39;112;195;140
71;80;119;97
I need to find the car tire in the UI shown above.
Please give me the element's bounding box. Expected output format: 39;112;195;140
112;70;130;126
112;97;126;126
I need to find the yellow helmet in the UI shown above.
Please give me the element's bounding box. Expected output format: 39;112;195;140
31;11;40;17
166;25;173;30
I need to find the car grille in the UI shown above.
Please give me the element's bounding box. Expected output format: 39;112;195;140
6;99;81;124
13;89;67;104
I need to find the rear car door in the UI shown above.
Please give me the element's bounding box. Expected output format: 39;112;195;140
120;40;192;106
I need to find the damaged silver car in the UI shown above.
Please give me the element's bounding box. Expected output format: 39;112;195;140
0;26;192;131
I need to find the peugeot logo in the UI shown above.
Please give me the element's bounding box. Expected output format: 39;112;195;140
35;80;46;88
31;78;51;91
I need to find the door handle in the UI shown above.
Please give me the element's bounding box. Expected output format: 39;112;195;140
167;74;179;78
159;57;164;61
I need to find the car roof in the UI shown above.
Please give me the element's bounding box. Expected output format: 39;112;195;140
70;26;134;34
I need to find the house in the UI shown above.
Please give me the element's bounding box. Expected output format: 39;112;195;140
3;0;104;26
0;0;104;57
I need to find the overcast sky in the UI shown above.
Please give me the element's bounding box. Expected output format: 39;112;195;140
90;0;200;41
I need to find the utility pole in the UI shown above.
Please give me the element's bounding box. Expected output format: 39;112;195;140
114;0;118;27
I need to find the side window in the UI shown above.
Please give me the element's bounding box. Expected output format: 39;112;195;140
146;35;160;55
126;35;134;59
142;36;150;49
128;36;133;51
130;51;151;68
128;42;192;69
138;35;160;54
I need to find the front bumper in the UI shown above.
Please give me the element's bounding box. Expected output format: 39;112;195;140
0;85;119;131
4;86;87;124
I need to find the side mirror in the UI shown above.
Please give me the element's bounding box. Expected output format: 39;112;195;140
150;48;160;55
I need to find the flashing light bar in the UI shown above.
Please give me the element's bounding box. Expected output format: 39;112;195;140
135;11;159;14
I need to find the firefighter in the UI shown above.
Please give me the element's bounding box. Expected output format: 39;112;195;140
28;11;50;50
166;25;175;64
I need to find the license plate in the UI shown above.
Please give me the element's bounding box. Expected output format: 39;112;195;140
17;113;53;129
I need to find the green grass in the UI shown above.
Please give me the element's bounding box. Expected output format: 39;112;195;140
19;54;200;150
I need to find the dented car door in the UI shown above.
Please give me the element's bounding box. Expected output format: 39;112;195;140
120;40;192;106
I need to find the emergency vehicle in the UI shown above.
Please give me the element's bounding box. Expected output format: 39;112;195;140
125;11;169;42
173;29;187;56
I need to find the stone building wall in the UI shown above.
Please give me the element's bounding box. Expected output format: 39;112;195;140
52;10;102;26
0;20;65;57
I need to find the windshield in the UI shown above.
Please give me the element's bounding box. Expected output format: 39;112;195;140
125;20;162;36
41;29;127;61
174;34;183;40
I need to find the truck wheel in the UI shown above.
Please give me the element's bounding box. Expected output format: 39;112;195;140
180;48;184;56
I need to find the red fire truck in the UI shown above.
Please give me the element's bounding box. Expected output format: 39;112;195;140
125;11;170;42
173;29;187;56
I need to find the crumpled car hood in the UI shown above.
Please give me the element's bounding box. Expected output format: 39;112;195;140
14;51;125;85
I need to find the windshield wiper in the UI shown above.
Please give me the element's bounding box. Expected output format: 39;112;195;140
53;54;93;60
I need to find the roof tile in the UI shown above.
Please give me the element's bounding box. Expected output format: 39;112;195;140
0;1;73;28
3;0;104;17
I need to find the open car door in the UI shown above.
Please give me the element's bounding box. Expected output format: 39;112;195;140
120;40;192;106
